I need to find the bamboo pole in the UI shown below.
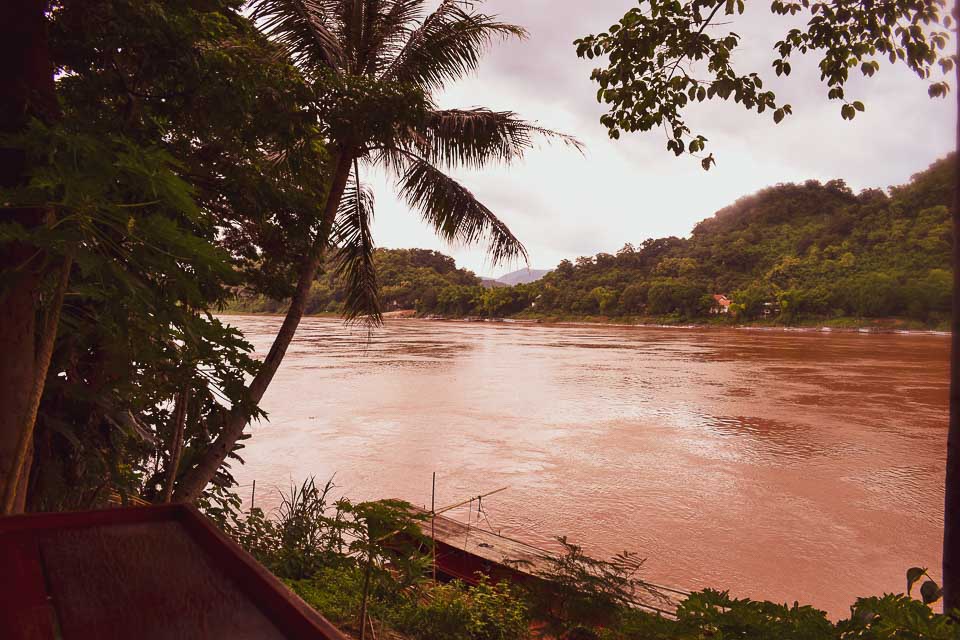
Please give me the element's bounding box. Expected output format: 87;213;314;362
374;486;509;544
434;486;508;517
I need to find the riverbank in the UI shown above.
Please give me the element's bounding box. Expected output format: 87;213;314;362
501;313;951;335
218;309;950;336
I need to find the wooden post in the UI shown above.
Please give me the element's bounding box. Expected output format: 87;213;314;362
943;13;960;612
431;472;436;582
358;545;373;640
250;480;256;514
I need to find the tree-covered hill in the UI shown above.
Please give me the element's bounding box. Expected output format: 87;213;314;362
231;249;482;315
530;154;953;323
232;155;954;325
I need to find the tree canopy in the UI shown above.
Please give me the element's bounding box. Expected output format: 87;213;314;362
575;0;953;167
0;0;576;510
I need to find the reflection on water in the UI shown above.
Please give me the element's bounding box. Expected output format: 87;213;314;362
224;316;948;617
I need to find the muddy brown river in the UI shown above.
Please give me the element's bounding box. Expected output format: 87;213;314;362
224;316;948;617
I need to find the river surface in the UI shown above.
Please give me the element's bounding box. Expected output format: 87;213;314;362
224;315;948;617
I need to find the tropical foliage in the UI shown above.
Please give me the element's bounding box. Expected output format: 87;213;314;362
6;0;318;511
0;0;572;511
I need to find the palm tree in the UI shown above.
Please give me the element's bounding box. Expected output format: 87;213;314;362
173;0;579;501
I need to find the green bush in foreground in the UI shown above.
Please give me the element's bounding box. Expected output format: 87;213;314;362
288;572;530;640
600;589;958;640
280;539;958;640
394;578;530;640
287;566;366;627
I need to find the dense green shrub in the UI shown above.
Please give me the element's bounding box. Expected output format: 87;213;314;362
395;579;530;640
287;565;367;626
600;590;959;640
673;589;835;640
395;584;474;640
839;593;959;639
525;537;653;637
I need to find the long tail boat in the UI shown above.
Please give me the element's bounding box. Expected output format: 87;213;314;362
404;505;689;617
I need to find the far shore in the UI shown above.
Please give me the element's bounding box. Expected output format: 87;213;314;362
217;309;950;336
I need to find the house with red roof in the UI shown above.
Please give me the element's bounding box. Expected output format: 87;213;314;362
712;294;732;314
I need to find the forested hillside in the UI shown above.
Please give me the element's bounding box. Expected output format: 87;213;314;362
528;154;954;323
233;155;954;325
231;249;482;315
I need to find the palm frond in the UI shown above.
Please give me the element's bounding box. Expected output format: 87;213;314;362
252;0;346;72
339;0;367;69
418;108;583;169
382;0;526;90
331;167;381;324
397;154;527;265
361;0;427;73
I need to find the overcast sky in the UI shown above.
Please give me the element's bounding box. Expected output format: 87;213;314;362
367;1;954;278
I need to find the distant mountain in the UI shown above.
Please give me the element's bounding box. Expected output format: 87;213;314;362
480;278;508;289
495;268;552;286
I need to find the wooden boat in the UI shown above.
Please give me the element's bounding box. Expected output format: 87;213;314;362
405;505;689;616
0;504;347;640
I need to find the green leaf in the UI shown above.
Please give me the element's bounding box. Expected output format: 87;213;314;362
906;567;927;594
920;580;942;605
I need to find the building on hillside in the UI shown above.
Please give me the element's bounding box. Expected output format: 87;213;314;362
711;294;732;314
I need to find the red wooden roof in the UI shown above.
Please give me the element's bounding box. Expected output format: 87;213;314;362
0;504;347;640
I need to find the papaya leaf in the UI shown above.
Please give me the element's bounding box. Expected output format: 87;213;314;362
907;567;927;595
920;580;942;605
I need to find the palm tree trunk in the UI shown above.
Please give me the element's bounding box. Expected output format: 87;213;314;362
172;151;354;503
1;255;71;514
0;254;41;512
943;25;960;613
0;0;59;515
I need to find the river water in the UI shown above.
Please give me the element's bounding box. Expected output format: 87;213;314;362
224;315;948;617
